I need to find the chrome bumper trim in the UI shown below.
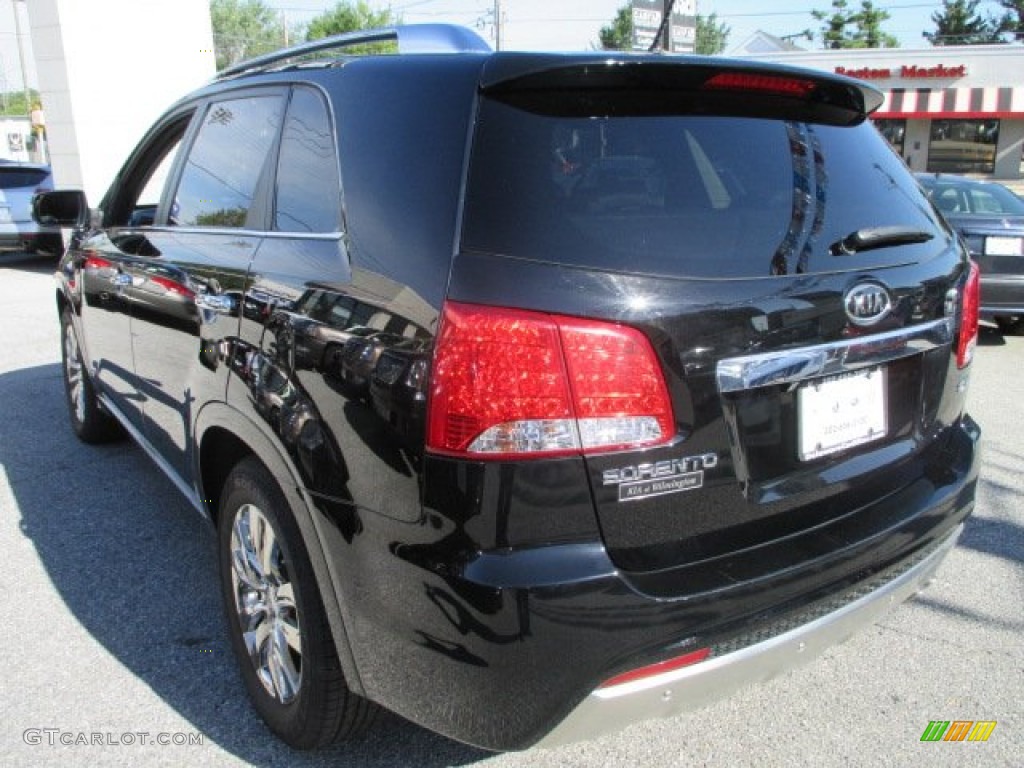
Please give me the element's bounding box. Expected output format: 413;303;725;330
536;524;962;748
715;317;952;393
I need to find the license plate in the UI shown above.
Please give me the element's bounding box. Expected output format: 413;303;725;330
985;236;1023;256
797;367;887;461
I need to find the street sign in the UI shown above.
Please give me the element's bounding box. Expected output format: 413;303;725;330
632;0;697;53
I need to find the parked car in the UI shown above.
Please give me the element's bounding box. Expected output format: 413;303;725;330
916;172;1024;333
38;25;980;752
337;331;406;396
0;161;62;254
368;338;432;450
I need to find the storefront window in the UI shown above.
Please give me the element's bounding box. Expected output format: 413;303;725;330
927;119;999;174
874;119;906;157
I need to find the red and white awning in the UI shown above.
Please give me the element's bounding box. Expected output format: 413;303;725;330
874;86;1024;119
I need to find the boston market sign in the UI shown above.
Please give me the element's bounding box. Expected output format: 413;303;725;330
834;64;968;80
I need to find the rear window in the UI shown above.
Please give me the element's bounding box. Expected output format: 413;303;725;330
462;99;946;278
0;167;49;189
921;179;1024;216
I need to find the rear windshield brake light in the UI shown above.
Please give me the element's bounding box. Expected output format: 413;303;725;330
703;72;818;98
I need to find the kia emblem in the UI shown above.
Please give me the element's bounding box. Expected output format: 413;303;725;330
844;283;892;326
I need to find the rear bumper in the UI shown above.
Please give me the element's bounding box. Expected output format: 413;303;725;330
537;521;962;747
980;275;1024;317
337;415;980;751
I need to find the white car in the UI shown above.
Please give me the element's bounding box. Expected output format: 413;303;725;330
0;161;62;255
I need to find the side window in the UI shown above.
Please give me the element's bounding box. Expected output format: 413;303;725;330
173;95;285;228
274;88;341;233
105;114;191;228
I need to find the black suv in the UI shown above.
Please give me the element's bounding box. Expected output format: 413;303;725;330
36;25;981;751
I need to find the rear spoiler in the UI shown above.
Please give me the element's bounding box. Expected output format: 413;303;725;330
480;54;883;127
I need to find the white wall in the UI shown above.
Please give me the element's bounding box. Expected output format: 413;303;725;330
26;0;215;202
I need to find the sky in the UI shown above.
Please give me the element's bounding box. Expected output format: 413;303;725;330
268;0;1016;52
0;0;1016;95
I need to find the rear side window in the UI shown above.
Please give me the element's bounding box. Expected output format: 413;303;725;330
926;181;1024;216
274;88;341;233
462;99;946;278
173;95;284;228
0;167;48;189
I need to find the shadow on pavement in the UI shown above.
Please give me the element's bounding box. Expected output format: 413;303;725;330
0;250;59;274
1;363;489;767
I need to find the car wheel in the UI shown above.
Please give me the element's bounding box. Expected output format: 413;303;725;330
995;316;1023;336
218;457;377;748
60;309;123;443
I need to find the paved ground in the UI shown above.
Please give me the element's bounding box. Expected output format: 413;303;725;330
0;250;1020;767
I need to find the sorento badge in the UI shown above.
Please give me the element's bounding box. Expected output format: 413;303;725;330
603;453;718;502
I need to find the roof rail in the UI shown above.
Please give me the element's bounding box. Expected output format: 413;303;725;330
216;24;492;80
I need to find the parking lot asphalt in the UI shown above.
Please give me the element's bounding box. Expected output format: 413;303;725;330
1;250;1020;767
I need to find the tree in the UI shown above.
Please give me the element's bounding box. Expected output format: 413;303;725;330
210;0;286;71
696;12;731;54
812;0;898;48
599;4;633;51
306;1;399;41
997;0;1024;40
0;89;41;118
813;0;852;49
855;2;899;47
924;0;1003;45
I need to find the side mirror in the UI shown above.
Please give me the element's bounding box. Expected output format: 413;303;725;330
33;190;90;229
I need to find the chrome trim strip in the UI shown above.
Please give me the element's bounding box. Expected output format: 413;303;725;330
138;226;344;241
536;524;961;748
97;393;207;518
715;317;953;393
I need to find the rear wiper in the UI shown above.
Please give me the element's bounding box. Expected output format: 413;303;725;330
830;226;934;256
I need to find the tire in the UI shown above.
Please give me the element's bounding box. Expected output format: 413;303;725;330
60;309;123;443
218;456;377;749
995;316;1023;336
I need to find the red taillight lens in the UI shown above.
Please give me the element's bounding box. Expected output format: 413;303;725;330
426;302;674;459
599;648;711;690
703;72;817;98
149;275;194;298
956;261;980;369
82;254;113;270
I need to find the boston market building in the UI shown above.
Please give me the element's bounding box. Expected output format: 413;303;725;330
735;43;1024;181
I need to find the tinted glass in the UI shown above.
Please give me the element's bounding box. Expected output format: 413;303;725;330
0;167;48;189
927;119;999;174
275;88;341;233
463;99;946;278
174;95;284;228
922;178;1024;216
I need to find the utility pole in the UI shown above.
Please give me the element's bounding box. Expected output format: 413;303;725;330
12;0;32;114
493;0;502;51
661;0;672;52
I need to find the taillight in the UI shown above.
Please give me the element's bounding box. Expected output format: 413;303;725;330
426;302;674;459
83;253;113;270
150;275;194;298
956;261;980;369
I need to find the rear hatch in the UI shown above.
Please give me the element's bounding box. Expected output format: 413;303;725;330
0;164;50;223
448;56;973;588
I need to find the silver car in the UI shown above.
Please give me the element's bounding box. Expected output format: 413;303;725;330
0;161;62;254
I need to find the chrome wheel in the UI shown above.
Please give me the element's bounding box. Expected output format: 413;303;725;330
64;321;86;425
230;503;302;704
